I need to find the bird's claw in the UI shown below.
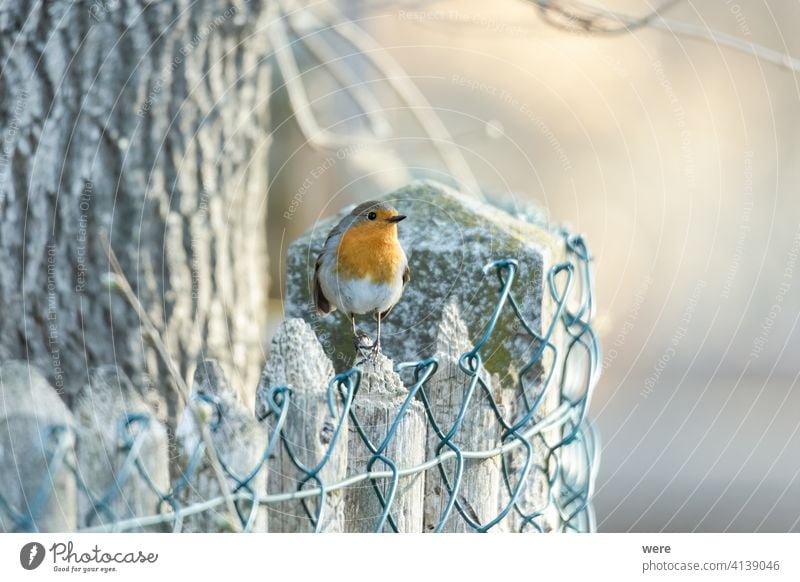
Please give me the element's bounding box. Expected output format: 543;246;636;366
352;329;372;349
353;330;381;366
368;340;381;359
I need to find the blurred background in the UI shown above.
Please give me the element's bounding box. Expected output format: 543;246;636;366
265;0;800;532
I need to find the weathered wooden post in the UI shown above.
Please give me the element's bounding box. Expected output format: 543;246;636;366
501;285;565;534
0;361;77;532
175;359;267;532
72;366;169;531
344;354;426;532
256;319;349;532
423;302;503;532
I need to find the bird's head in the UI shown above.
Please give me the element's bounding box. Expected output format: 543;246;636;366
348;200;406;236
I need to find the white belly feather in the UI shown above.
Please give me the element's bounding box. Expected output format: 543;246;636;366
318;251;406;317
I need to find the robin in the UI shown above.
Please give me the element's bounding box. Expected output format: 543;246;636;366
314;200;409;359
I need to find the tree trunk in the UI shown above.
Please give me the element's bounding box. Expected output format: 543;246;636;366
0;0;272;423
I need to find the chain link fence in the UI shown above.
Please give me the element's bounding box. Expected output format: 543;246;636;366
1;227;599;533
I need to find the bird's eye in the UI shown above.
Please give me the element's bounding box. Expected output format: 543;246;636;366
367;212;377;220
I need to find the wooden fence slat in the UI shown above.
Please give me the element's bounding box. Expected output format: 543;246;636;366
344;353;426;532
73;366;169;531
256;319;348;532
0;361;77;532
422;302;503;532
176;359;267;532
501;324;563;534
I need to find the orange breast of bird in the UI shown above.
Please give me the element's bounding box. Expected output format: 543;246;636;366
336;224;402;285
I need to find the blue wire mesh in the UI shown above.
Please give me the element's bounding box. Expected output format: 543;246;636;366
0;230;600;533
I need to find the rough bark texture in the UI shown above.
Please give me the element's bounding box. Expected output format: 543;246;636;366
422;301;503;532
72;366;170;531
257;318;348;532
176;358;267;532
0;0;272;420
0;361;77;532
344;353;426;533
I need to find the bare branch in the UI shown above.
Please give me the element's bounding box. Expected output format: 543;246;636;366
650;16;800;73
99;233;241;530
271;0;484;199
533;0;684;35
531;0;800;73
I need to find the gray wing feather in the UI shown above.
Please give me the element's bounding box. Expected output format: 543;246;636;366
313;256;333;315
314;214;354;316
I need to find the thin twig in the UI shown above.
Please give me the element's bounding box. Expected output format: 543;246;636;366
651;17;800;73
273;0;484;199
534;0;683;35
293;19;393;140
266;2;377;149
318;2;483;198
99;232;241;530
531;0;800;73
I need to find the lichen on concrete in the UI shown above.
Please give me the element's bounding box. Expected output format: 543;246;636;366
284;180;565;383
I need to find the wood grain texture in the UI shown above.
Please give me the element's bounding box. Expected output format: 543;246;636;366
344;353;426;532
502;272;564;533
422;301;503;532
176;359;267;532
257;318;348;532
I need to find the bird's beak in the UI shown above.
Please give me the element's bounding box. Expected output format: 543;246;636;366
387;215;406;223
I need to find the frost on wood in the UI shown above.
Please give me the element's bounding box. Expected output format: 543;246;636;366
176;359;267;532
284;180;565;383
256;319;348;532
0;361;76;532
344;353;426;532
73;366;169;531
422;302;504;532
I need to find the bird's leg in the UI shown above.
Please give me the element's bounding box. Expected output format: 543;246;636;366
351;315;362;349
352;314;373;354
370;311;382;359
